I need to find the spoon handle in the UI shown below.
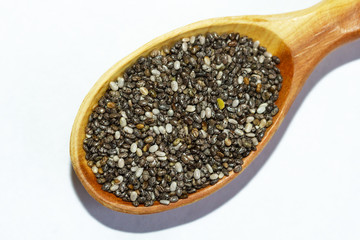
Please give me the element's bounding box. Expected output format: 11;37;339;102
288;0;360;66
263;0;360;95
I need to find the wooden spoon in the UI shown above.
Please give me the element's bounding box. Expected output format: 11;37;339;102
70;0;360;214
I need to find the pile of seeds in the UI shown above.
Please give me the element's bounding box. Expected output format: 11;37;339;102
83;32;282;207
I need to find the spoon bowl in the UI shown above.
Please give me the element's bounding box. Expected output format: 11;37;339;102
70;0;360;214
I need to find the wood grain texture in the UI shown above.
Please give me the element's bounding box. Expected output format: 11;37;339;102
70;0;360;214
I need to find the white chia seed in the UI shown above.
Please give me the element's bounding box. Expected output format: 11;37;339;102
118;158;125;168
194;169;201;180
120;117;127;127
130;142;137;153
166;123;173;133
186;105;196;112
149;144;159;153
170;181;177;192
174;61;180;70
174;162;183;173
117;77;124;88
109;81;119;91
171;80;179;91
123;126;133;134
130;191;138;202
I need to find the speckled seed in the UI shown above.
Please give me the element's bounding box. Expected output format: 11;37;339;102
166;123;173;133
118;158;125;168
173;138;182;146
139;87;148;95
206;164;213;174
170;181;177;192
200;129;208;138
110;81;119;91
191;128;199;138
194;169;201;180
107;102;115;108
238;76;244;84
210;173;219;180
204;56;211;65
120;117;127;127
175;162;183;173
130;143;137;153
186;105;196;112
168;109;174;116
218;172;224;179
170;196;179;203
124;126;133;134
171;81;178;91
234;165;242;173
144;136;154;143
224;138;232;146
130;191;138;201
149;144;159;153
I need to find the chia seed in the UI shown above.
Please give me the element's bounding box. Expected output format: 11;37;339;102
83;32;282;207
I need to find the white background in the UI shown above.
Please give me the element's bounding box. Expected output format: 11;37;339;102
1;0;359;239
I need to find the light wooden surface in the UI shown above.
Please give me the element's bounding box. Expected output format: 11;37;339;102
70;0;360;214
